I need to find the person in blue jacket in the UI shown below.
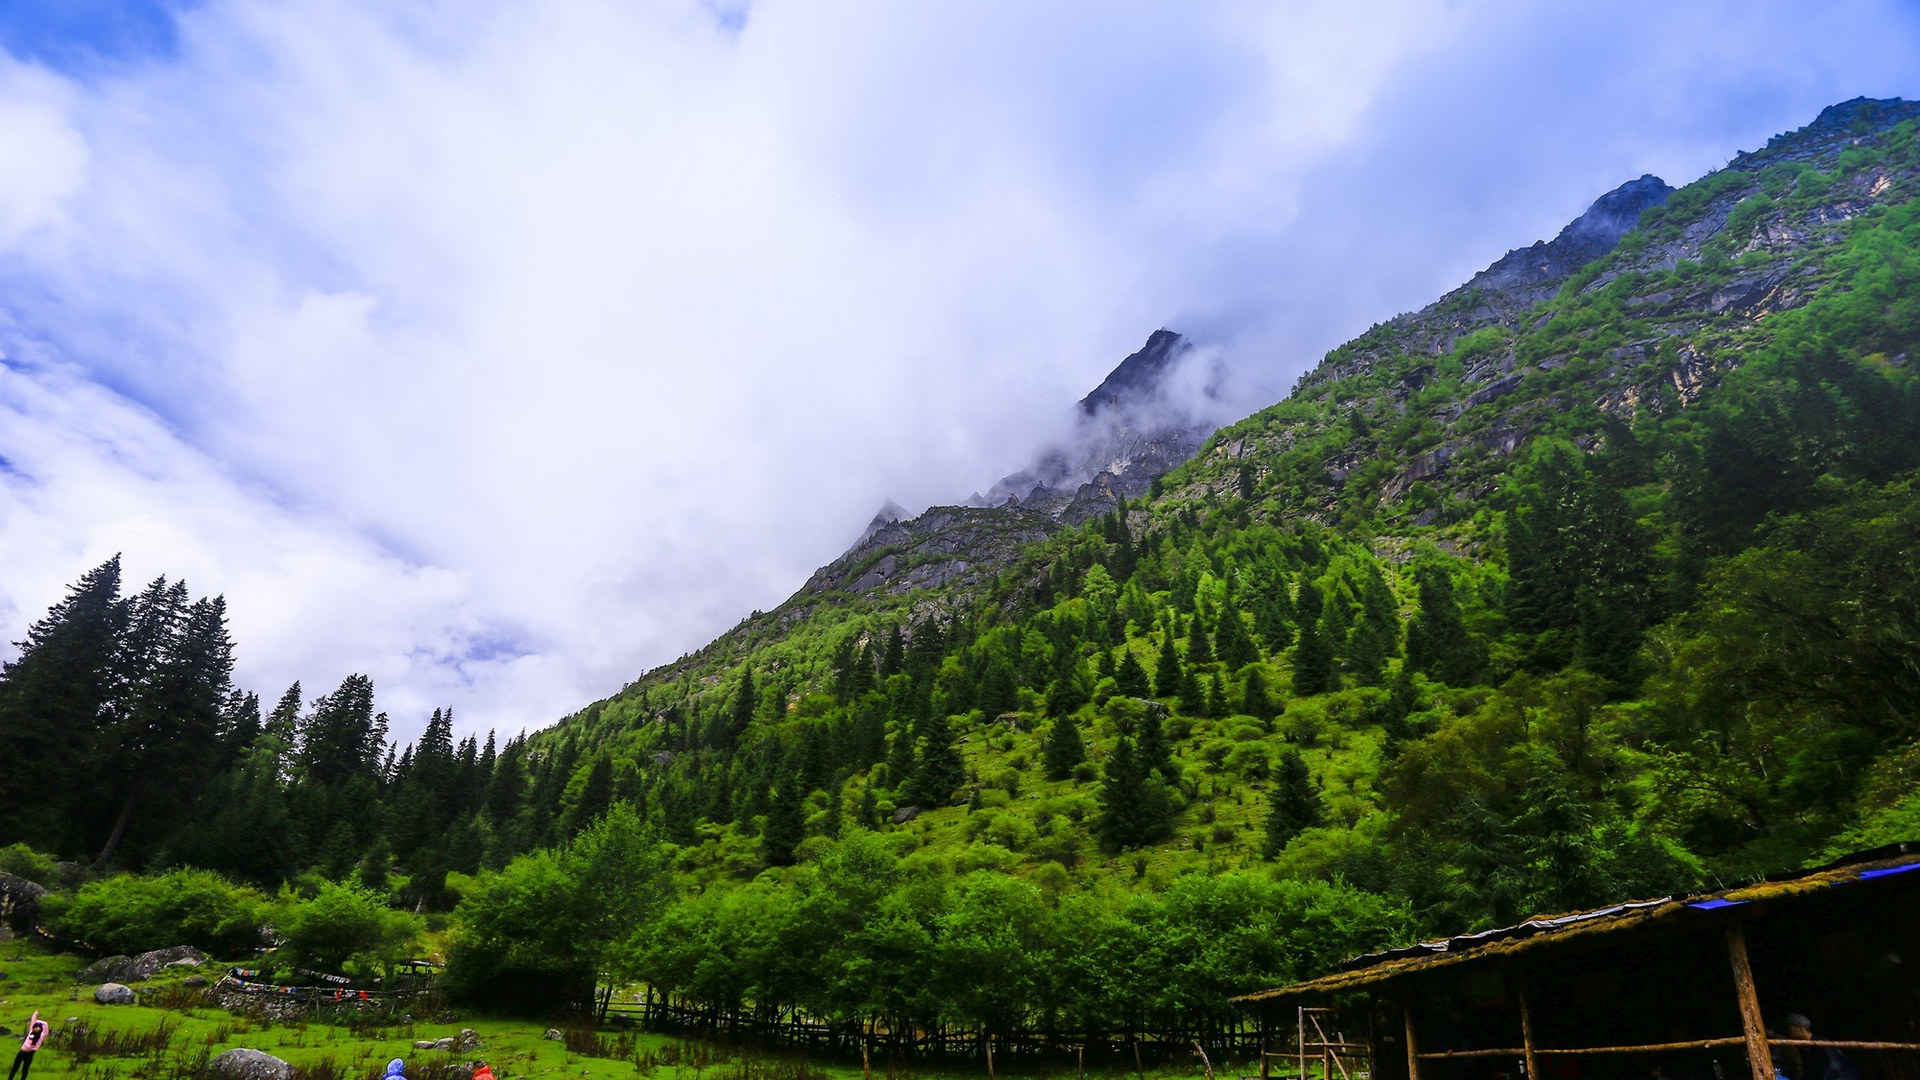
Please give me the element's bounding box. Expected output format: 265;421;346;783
384;1059;409;1080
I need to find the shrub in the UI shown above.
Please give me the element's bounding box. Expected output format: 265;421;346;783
276;879;423;975
59;869;268;956
0;843;58;883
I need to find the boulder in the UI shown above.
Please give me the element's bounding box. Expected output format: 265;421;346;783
78;945;207;984
543;1028;564;1041
212;1048;294;1080
130;945;207;979
457;1028;480;1051
78;955;138;984
891;805;921;825
183;975;209;988
94;983;135;1005
413;1038;455;1050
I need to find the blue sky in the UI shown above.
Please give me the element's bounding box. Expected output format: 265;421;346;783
1;0;1917;744
0;0;189;75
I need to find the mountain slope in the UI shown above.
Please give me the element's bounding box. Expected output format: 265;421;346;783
542;99;1920;920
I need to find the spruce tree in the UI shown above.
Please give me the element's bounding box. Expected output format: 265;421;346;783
1405;562;1485;686
1215;598;1258;669
886;719;918;791
978;659;1019;716
1291;582;1335;696
1042;715;1085;780
1241;667;1272;719
762;775;805;866
1097;729;1173;851
1154;632;1183;700
1205;672;1228;718
567;755;615;835
909;711;964;806
1264;750;1323;856
1138;709;1174;781
727;668;758;746
1185;610;1213;665
0;555;125;844
1178;667;1205;715
1114;650;1151;697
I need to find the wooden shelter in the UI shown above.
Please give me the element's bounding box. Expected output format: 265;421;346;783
1235;844;1920;1080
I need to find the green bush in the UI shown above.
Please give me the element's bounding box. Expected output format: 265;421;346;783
58;869;267;956
0;843;58;883
275;879;423;974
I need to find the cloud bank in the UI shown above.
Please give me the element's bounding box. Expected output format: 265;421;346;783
1;0;1916;742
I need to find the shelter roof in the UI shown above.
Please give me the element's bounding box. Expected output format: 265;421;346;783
1233;842;1920;1004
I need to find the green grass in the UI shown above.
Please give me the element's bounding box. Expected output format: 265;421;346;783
0;940;1241;1080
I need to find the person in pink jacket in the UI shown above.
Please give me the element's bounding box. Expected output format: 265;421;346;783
8;1011;48;1080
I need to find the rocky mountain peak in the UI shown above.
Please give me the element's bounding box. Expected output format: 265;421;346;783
1076;329;1193;415
1469;174;1673;297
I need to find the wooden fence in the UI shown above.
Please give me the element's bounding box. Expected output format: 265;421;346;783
605;994;1270;1070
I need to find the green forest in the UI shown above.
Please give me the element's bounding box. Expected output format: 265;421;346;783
2;103;1918;1045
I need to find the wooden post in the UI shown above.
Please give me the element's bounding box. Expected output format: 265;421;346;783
1300;1006;1309;1080
1403;1004;1421;1080
1726;924;1775;1080
1519;984;1539;1080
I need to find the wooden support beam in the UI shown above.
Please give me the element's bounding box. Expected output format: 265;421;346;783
1726;924;1775;1080
1403;1005;1421;1080
1519;984;1539;1080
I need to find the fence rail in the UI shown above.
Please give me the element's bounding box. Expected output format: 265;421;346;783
605;996;1271;1069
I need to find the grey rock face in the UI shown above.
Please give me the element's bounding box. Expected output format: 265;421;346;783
0;873;47;936
94;983;135;1004
79;956;136;984
211;1048;294;1080
79;945;208;983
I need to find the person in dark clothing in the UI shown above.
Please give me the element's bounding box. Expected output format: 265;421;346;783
9;1012;49;1080
1784;1014;1862;1080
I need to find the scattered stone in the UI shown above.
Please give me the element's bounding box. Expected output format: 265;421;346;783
94;983;135;1005
184;975;209;988
212;1047;294;1080
891;805;921;825
77;945;207;984
78;955;137;984
544;1028;564;1041
457;1028;481;1051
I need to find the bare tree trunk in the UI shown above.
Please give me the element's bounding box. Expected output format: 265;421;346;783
94;779;142;868
1195;1040;1215;1080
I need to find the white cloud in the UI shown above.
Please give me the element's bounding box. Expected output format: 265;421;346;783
0;0;1916;742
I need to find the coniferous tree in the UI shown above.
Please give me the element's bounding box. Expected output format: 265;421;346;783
1215;598;1258;670
1291;582;1335;696
1138;709;1174;781
1241;668;1272;719
977;659;1019;716
1114;650;1151;697
1097;728;1173;851
762;775;805;866
1154;632;1183;700
1178;666;1205;715
909;711;964;806
1185;610;1213;665
880;624;905;679
1042;715;1085;780
566;755;615;836
885;718;918;790
0;555;126;844
1405;562;1485;686
1264;750;1323;856
1205;672;1228;718
1045;665;1090;717
726;668;757;747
